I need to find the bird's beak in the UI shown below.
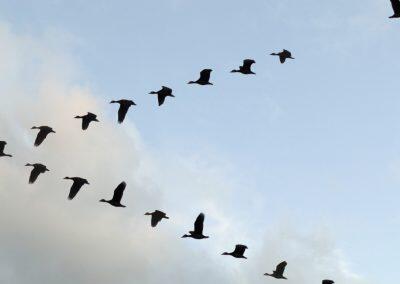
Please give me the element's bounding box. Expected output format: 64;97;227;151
95;119;99;122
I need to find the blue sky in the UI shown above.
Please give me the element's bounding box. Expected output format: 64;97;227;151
0;1;399;283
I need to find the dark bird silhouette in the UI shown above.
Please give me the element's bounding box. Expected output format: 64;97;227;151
64;177;89;200
231;59;256;75
264;261;288;279
188;69;213;85
25;163;49;184
145;210;169;227
75;112;99;130
99;181;126;207
389;0;400;18
322;280;334;284
149;86;174;106
182;213;209;239
0;141;12;157
222;244;248;259
31;126;55;147
110;99;136;123
271;50;294;64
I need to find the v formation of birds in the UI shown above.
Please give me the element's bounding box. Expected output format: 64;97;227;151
8;1;400;277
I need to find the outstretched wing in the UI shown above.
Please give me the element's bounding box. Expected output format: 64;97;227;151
118;104;130;123
193;213;205;234
112;182;126;203
242;59;254;70
151;210;166;227
158;94;166;106
199;69;211;82
34;130;49;146
275;261;287;275
234;244;247;256
29;167;42;184
151;214;162;227
391;0;400;14
81;117;90;130
68;179;85;200
0;141;6;152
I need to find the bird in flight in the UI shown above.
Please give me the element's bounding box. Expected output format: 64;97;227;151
110;99;136;123
64;177;89;200
31;126;55;147
75;112;99;130
271;49;294;64
322;280;334;284
0;141;12;157
145;210;169;227
231;59;256;75
182;213;209;239
100;181;127;207
25;163;49;184
149;86;174;106
188;69;213;85
264;261;288;279
222;244;248;259
389;0;400;18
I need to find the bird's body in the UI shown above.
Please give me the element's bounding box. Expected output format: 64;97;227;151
100;181;126;207
149;86;174;106
264;261;288;279
75;112;99;130
231;59;256;75
390;0;400;18
110;99;136;123
31;126;55;147
182;213;209;239
145;210;169;227
322;280;334;284
271;49;294;64
0;141;12;157
25;163;49;184
222;244;248;259
188;69;213;85
64;177;89;200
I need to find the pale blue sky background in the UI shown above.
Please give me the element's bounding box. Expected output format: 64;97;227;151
0;1;399;283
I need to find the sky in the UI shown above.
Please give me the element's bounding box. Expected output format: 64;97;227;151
0;0;399;283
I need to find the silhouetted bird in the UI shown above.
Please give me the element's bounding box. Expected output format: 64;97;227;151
182;213;209;239
145;210;169;227
64;177;89;200
222;244;248;259
75;112;99;130
0;141;12;157
100;181;126;207
271;50;294;64
25;163;49;184
31;126;55;146
188;69;213;85
389;0;400;18
264;261;288;279
149;86;174;106
322;280;334;284
110;99;136;123
231;59;256;75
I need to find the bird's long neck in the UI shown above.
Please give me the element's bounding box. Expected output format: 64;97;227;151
231;69;239;73
188;81;196;84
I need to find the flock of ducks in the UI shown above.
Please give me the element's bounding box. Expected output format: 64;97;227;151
2;2;398;281
0;48;334;283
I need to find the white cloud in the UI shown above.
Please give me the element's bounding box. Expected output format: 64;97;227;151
0;23;367;284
